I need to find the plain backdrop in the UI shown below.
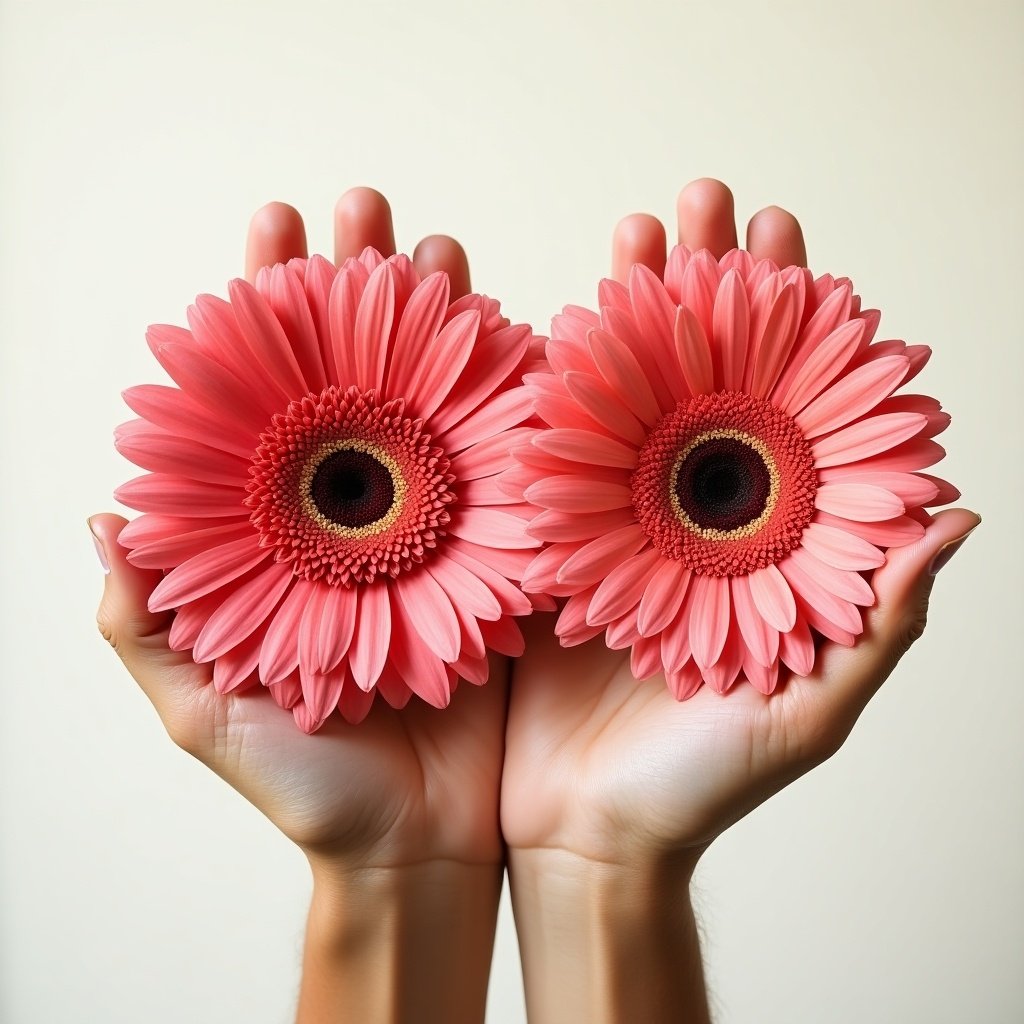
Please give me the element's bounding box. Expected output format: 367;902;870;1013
1;1;1021;1021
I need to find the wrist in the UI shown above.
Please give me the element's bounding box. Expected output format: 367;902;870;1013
508;847;709;1024
298;857;504;1024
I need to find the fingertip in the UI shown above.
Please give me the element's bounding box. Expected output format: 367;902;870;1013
334;187;396;264
746;205;807;268
245;202;308;282
413;234;472;298
611;213;666;284
676;178;738;257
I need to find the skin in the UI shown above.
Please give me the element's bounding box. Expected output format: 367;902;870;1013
90;179;980;1023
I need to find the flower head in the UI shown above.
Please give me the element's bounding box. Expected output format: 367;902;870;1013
509;247;957;698
116;249;547;732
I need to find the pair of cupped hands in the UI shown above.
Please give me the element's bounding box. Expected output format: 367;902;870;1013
91;179;977;881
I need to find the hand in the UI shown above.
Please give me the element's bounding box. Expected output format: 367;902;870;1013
91;189;504;1023
499;179;980;1024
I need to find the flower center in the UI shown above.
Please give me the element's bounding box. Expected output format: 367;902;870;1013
301;440;405;537
632;391;816;576
246;385;455;586
670;430;779;538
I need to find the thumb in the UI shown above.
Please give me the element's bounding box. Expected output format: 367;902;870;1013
89;513;208;708
798;507;982;722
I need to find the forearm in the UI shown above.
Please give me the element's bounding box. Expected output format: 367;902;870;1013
297;858;504;1024
508;848;710;1024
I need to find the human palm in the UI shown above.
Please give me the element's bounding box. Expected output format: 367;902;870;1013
501;181;976;865
92;189;504;868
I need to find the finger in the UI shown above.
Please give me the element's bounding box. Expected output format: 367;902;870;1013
244;203;308;283
413;234;472;299
792;508;981;729
611;214;666;284
90;513;210;711
745;206;807;268
675;178;738;258
333;187;396;265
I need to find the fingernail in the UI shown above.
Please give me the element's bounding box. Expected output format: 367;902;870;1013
928;522;980;575
88;518;110;574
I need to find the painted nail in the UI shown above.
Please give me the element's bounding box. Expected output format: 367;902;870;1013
928;523;979;575
88;518;110;574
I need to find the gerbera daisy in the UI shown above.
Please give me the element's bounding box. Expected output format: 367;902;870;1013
507;246;957;698
115;248;547;732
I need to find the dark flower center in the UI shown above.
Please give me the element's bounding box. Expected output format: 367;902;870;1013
673;435;772;532
309;447;397;529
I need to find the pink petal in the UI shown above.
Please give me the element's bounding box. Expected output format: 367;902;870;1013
350;583;391;691
387;602;452;708
148;534;269;611
795;355;910;439
586;547;663;626
327;256;369;386
600;304;676;413
376;667;414;710
799;522;885;571
813;511;926;548
555;588;605;645
563;371;648;446
527;507;637;543
773;319;867;416
788;546;875;607
437;386;534;453
394;570;461;662
445;542;534;615
426;554;503;621
168;591;222;651
386;271;450;398
811;412;928;468
353;261;395;393
450;426;537;480
428;324;534;436
824;438;945;475
300;256;338;378
258;581;315;684
115;474;246;518
267;671;303;710
298;583;330;675
212;620;269;695
678;250;721;339
660;596;694;673
816;470;939;507
554;524;648;588
531;428;638;470
713;269;750;391
448;508;538;549
630;635;664;680
263;263;328;394
587;328;662;426
637;560;691;638
228;278;308;397
404;309;480;419
667;660;703;700
318;583;357;673
779;616;816;676
688;574;731;670
193;562;293;662
300;665;346;726
779;555;863;634
747;563;798;632
338;673;376;724
815;482;905;522
115;421;251;487
524;475;633;513
122;385;254;459
479;616;526;658
742;654;779;695
704;622;745;694
629;263;688;402
674;306;712;395
749;283;801;398
731;576;778;667
125;521;255;570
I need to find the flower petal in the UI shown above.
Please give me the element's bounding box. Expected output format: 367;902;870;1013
394;570;461;663
796;355;910;438
148;535;269;611
747;563;798;632
815;482;905;522
554;524;648;589
350;583;391;691
689;574;731;670
811;412;928;468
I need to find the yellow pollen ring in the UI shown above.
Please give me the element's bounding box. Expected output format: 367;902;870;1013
299;438;407;539
669;428;780;541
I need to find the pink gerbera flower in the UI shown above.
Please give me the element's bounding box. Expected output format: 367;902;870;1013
508;247;957;698
115;249;547;732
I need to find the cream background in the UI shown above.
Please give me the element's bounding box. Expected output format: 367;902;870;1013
1;0;1021;1021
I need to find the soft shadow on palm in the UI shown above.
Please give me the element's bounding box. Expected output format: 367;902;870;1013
503;613;854;864
130;618;507;867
